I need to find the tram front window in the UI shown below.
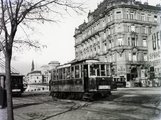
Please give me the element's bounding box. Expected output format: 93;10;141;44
90;64;106;77
90;65;96;76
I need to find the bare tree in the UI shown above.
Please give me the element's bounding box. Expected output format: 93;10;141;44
0;0;84;120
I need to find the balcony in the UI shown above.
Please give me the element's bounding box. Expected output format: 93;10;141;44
122;18;158;26
111;45;132;52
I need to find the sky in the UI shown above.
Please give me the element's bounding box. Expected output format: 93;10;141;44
11;0;161;74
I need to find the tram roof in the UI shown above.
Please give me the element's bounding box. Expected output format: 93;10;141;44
56;59;110;69
57;63;71;69
0;73;24;77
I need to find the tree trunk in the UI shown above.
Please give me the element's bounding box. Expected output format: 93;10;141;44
5;53;14;120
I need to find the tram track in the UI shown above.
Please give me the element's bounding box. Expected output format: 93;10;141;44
13;92;52;109
14;92;93;120
14;88;161;120
41;101;91;120
14;99;91;120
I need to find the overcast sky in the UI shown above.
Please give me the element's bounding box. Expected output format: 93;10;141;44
11;0;161;74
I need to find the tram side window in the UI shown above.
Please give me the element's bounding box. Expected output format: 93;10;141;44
96;65;100;76
56;70;59;80
62;68;65;79
90;64;100;76
75;65;80;78
84;65;88;77
106;64;110;76
71;67;74;78
101;64;105;76
53;70;57;80
90;65;96;76
65;67;70;79
120;76;125;82
58;69;62;79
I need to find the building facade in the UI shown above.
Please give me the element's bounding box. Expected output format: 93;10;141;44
25;70;48;92
40;61;60;84
26;61;60;92
147;24;161;86
74;0;161;82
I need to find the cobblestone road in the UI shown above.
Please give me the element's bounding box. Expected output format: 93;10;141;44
1;87;161;120
0;108;7;120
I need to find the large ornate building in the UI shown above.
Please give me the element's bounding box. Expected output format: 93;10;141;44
74;0;161;82
147;24;161;82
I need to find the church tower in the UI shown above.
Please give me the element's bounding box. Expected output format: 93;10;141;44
31;60;34;71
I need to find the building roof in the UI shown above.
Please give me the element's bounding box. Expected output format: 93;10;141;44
75;0;161;36
27;70;42;75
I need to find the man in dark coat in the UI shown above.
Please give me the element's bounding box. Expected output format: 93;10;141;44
0;86;7;109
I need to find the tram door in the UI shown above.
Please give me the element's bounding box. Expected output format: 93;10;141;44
83;65;88;92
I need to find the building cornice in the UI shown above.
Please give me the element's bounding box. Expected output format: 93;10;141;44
75;19;157;48
74;2;161;37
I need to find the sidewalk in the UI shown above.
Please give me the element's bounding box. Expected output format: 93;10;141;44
0;108;7;120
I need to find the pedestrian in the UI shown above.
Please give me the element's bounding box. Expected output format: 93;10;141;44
0;86;7;109
0;86;3;109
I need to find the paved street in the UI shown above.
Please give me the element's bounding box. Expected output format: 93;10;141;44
0;108;7;120
1;87;161;120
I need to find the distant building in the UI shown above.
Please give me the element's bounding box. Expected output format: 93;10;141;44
27;70;43;84
40;61;60;83
26;61;60;92
25;70;48;92
48;61;60;70
74;0;161;83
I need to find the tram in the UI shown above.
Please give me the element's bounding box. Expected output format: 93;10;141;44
0;73;24;96
49;59;113;101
